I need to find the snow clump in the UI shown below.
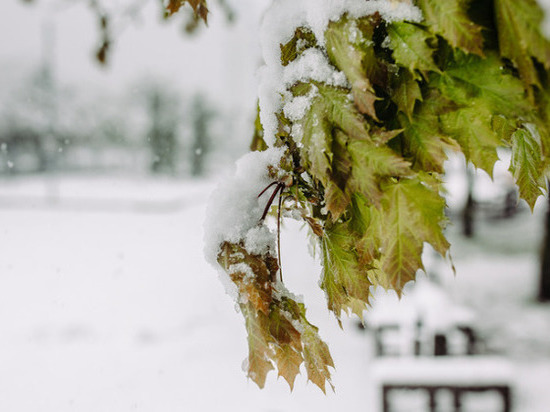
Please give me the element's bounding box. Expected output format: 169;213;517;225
204;147;285;295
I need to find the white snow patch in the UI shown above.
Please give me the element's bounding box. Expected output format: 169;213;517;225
204;147;285;296
283;84;318;123
282;48;349;88
227;263;256;281
244;225;277;256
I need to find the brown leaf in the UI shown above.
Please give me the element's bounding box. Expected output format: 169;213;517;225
218;241;278;314
302;326;334;393
166;0;209;23
273;345;303;390
242;304;274;388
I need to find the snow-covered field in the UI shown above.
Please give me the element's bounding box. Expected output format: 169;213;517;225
0;174;548;411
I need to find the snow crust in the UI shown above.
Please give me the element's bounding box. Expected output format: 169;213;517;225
258;0;422;146
203;147;285;295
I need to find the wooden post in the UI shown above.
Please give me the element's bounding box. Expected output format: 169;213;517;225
428;388;437;412
434;334;448;356
382;386;390;412
453;388;462;412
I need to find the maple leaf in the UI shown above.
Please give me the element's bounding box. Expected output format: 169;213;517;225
509;126;545;210
297;83;373;193
391;68;422;119
218;242;277;314
280;27;317;67
398;94;460;174
377;177;449;292
279;297;335;391
387;22;440;79
416;0;484;56
241;303;274;389
495;0;550;87
301;324;335;393
347;141;412;206
165;0;209;23
316;84;372;142
321;223;372;321
350;194;383;265
299;96;333;187
273;344;303;390
325;131;352;220
436;52;532;118
441;102;503;177
325;15;381;119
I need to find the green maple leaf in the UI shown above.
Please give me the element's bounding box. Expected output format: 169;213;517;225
350;194;383;265
325;15;380;119
387;22;440;79
509;126;545;210
441;103;503;177
317;84;372;142
325;131;353;220
378;177;449;292
321;223;372;320
436;52;532;118
299;83;373;189
495;0;550;87
347;141;412;205
417;0;484;56
398;92;460;174
391;69;422;119
302;325;334;393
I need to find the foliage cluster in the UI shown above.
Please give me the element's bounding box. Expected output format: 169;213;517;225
191;0;550;390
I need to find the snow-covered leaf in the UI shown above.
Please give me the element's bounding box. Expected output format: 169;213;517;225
325;15;380;119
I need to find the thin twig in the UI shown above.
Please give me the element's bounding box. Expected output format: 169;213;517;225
260;183;283;221
277;189;284;282
257;181;279;198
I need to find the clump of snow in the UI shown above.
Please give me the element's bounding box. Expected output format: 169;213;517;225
258;0;422;146
244;225;277;256
204;147;285;296
283;84;318;123
227;263;256;281
282;48;348;88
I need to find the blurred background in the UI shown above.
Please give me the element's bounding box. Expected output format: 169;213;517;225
0;1;549;411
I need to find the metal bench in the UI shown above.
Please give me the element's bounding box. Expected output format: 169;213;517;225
372;357;513;412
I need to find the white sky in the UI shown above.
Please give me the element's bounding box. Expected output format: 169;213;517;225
0;0;269;110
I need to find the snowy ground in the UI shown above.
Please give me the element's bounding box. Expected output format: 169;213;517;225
0;174;548;411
